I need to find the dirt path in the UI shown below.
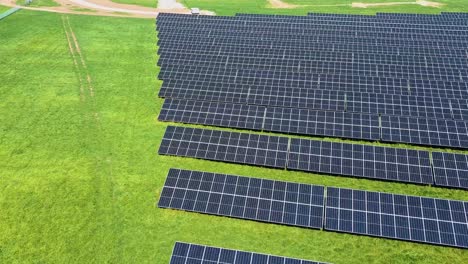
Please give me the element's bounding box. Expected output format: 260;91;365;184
0;0;215;18
0;0;443;19
352;0;443;8
268;0;298;9
157;0;185;9
268;0;443;9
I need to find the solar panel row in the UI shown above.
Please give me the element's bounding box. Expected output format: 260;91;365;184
158;98;468;149
158;66;468;100
158;98;377;138
158;76;468;119
157;52;466;78
159;168;468;248
159;168;325;228
170;242;329;264
160;13;468;28
159;126;289;168
156;16;468;36
158;48;467;68
157;58;466;83
157;35;467;60
158;37;467;58
157;19;468;35
157;26;468;45
288;139;433;184
325;187;468;248
158;126;468;189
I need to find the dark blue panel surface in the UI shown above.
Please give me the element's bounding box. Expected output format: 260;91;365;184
159;169;325;229
287;139;434;184
159;126;289;168
325;187;468;248
432;152;468;189
170;242;329;264
158;98;265;131
381;116;468;149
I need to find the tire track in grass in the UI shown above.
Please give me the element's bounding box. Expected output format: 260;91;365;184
62;15;85;102
62;15;120;261
66;16;95;98
63;15;101;124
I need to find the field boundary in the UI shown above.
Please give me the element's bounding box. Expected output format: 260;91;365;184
0;7;21;20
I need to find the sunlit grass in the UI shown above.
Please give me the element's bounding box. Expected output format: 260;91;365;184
0;9;467;264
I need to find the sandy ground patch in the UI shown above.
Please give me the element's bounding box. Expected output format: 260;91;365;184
158;0;185;9
267;0;442;9
352;0;443;8
0;0;215;18
268;0;297;9
416;0;443;7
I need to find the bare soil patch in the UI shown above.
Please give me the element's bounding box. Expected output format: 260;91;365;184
268;0;298;9
0;0;215;18
352;0;443;8
416;0;443;7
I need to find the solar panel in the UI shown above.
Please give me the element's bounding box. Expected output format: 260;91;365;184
158;48;467;70
324;187;468;248
159;168;325;229
263;107;380;141
158;54;465;81
158;28;468;52
432;152;468;190
381;116;468;149
158;67;468;101
158;126;289;168
158;36;467;58
158;98;265;131
346;93;455;120
160;14;468;35
159;98;380;142
170;242;329;264
287;139;434;185
158;78;346;111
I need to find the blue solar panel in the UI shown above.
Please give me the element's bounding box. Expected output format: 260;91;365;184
287;139;434;184
325;187;468;248
159;98;380;141
170;242;330;264
158;98;265;131
158;126;289;168
432;152;468;190
381;116;468;149
159;168;325;229
263;107;380;140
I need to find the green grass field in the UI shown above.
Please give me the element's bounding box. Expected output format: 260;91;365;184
103;0;468;15
177;0;468;16
15;0;60;7
110;0;157;8
0;5;10;13
0;7;467;264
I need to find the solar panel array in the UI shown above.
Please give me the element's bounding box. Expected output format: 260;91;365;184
156;12;468;258
159;169;468;248
159;126;468;189
170;242;329;264
156;13;468;150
